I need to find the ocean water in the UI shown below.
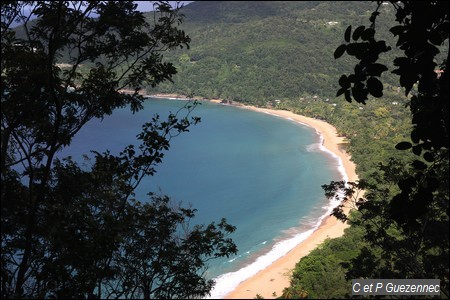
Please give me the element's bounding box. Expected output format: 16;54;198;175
60;98;344;298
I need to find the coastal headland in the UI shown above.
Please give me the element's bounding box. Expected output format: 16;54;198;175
143;93;358;299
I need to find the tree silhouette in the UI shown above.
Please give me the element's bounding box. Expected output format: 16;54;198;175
1;1;237;298
330;0;448;296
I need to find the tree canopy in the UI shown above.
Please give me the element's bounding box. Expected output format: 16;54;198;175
1;1;237;298
313;0;448;297
148;1;398;105
334;0;448;257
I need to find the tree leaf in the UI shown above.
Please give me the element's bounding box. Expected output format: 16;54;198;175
398;176;416;191
410;129;420;143
346;42;369;58
334;44;347;59
412;160;427;170
399;73;417;96
336;87;346;97
367;77;383;97
351;84;368;103
344;25;352;42
344;90;352;102
412;145;422;156
361;28;375;41
423;151;435;162
352;26;365;41
338;74;350;89
395;141;412;150
389;25;405;36
366;63;388;77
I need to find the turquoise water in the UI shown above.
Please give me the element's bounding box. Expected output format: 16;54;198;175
61;98;344;298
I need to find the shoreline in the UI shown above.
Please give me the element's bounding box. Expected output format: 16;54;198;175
222;106;357;299
144;93;358;299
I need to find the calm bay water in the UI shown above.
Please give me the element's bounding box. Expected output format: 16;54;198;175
61;98;343;297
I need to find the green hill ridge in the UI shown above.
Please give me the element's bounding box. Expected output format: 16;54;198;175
148;1;400;105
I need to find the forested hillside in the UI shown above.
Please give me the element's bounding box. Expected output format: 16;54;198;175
3;1;447;299
148;1;417;190
145;2;449;298
148;1;401;105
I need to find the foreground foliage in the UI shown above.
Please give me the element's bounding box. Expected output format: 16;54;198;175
1;1;236;298
285;1;448;298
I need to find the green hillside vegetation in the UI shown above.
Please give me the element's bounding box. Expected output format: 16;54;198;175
148;1;403;105
140;2;448;298
283;88;414;179
283;220;366;299
282;1;448;298
5;1;446;298
159;1;423;184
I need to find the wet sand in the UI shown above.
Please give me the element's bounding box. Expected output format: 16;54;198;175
223;106;358;299
143;94;358;299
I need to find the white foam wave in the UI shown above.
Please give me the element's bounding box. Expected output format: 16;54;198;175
205;228;315;299
205;111;349;299
206;193;342;299
272;114;348;183
316;135;348;182
306;143;321;152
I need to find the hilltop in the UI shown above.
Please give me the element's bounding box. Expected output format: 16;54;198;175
147;1;400;105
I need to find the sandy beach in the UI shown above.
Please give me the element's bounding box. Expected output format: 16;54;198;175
221;106;358;299
144;94;359;299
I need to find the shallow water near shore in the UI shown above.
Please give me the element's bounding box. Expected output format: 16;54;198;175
60;98;343;297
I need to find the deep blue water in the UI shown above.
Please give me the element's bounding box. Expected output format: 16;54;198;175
60;98;343;298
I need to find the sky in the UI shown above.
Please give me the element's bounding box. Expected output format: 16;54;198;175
9;1;194;27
